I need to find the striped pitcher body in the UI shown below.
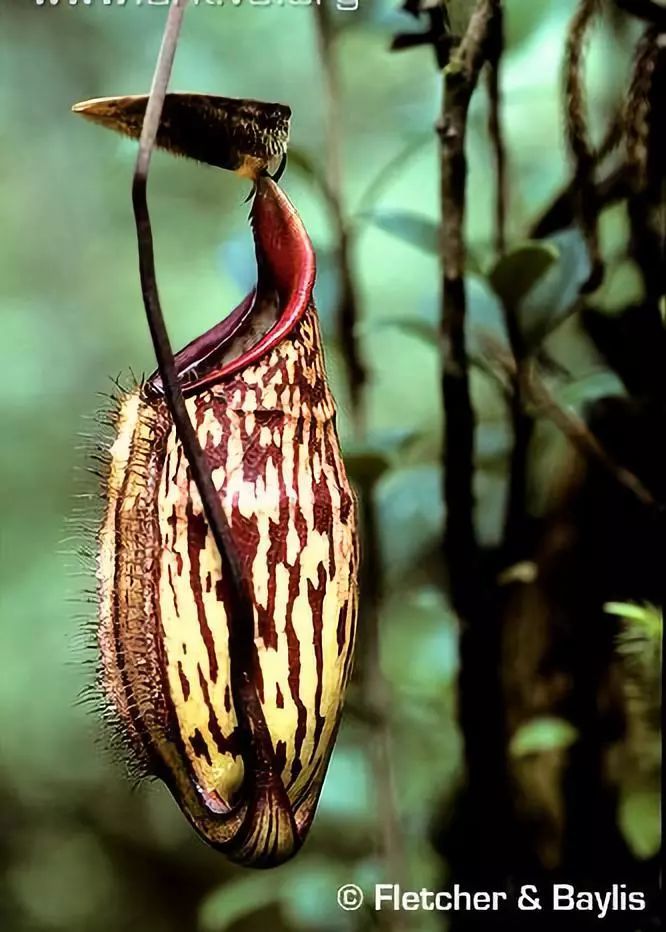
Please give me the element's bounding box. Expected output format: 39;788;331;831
95;175;360;865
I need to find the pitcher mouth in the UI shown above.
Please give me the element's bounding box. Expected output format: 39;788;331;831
144;175;316;398
72;93;311;398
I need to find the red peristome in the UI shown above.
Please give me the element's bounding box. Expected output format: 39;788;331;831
146;177;316;396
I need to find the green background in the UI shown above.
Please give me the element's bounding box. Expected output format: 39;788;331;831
0;1;654;930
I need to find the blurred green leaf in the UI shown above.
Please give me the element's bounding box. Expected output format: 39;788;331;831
618;790;661;861
486;231;592;352
463;276;509;354
509;717;579;757
489;241;559;311
344;427;423;485
517;229;592;349
604;602;663;641
344;449;391;485
555;369;626;414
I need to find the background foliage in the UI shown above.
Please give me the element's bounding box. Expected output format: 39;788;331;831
0;1;659;930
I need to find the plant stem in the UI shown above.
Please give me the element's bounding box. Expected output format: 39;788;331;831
485;4;507;258
438;1;518;903
439;0;499;617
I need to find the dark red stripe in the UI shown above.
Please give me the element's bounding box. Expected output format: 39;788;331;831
185;496;219;682
177;661;190;701
307;562;327;763
189;728;212;766
197;663;241;758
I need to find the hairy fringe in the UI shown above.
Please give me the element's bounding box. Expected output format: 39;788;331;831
67;371;151;783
